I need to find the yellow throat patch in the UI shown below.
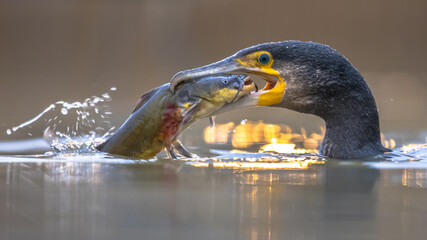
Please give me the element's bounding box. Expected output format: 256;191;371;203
235;51;285;106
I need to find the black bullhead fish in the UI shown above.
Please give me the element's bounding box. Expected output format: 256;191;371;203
97;75;256;159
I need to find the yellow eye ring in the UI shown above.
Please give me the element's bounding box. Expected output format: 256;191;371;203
257;51;273;66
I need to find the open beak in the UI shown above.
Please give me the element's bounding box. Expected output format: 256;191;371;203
170;56;284;107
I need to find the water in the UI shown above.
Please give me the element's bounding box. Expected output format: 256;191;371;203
0;150;426;240
1;91;427;240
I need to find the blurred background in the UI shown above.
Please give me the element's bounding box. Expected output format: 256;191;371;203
0;0;426;145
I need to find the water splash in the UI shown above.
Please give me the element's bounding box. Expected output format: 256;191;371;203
6;104;56;135
401;143;427;160
6;88;118;153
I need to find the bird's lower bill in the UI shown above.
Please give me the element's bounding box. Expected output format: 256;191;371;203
240;76;257;95
242;71;285;106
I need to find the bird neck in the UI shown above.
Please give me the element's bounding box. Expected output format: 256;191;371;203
319;93;387;159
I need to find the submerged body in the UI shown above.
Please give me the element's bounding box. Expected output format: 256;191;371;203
97;75;255;159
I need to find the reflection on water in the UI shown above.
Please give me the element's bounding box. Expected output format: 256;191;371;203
1;154;427;240
203;120;397;154
397;169;427;189
185;153;326;170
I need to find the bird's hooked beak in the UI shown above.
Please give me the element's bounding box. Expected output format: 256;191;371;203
170;53;285;108
170;57;242;91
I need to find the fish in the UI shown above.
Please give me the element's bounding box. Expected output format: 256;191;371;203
96;75;256;159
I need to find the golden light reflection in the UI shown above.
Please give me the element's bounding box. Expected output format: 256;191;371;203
204;120;325;152
259;143;314;154
401;143;427;153
232;122;256;148
185;157;326;171
210;160;325;170
235;166;323;186
204;122;234;144
205;120;398;154
381;133;396;149
401;169;427;188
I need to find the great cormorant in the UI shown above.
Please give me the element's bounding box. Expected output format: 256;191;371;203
170;41;390;159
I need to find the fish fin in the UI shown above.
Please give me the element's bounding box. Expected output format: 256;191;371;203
171;103;200;143
209;116;216;128
165;146;178;159
132;86;161;113
181;103;200;128
173;140;197;158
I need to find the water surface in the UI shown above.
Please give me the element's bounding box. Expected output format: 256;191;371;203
1;151;426;240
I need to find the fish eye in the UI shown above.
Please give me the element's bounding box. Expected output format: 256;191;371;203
222;79;229;84
258;53;271;65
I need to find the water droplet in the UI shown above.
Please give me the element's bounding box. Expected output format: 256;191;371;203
6;129;11;135
61;108;68;115
102;93;111;100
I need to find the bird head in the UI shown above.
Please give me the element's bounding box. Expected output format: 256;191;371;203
170;41;366;118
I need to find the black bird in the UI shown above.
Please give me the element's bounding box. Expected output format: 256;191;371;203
170;40;390;159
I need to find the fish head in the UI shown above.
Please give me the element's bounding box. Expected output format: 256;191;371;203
188;74;256;105
172;75;256;140
182;74;256;118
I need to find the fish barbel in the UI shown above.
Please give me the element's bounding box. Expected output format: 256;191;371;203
97;75;256;159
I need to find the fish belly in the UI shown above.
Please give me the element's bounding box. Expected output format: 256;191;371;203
98;87;181;159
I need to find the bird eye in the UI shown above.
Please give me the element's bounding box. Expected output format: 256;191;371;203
258;53;271;65
222;79;229;84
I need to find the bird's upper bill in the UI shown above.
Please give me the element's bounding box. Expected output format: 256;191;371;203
170;50;285;107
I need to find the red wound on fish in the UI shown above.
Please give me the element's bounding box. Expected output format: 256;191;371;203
161;104;182;144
